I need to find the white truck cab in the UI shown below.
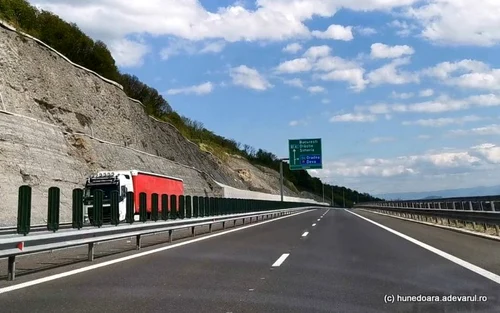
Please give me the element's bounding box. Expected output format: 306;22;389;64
83;171;134;223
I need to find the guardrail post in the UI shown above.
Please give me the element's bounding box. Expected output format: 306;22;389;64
223;198;229;215
151;193;159;222
72;188;84;230
191;226;196;237
47;187;61;232
136;235;142;250
88;243;95;261
139;193;147;223
126;192;135;224
186;195;192;219
229;198;234;215
169;230;173;243
7;256;16;281
110;191;120;226
170;195;178;220
208;197;214;217
193;196;199;218
17;185;32;236
179;196;185;219
216;198;222;216
161;194;169;221
199;196;205;218
92;190;104;228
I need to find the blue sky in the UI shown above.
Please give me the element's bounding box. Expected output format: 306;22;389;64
30;0;500;195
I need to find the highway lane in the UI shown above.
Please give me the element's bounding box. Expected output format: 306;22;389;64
354;209;500;276
253;209;500;312
1;208;500;312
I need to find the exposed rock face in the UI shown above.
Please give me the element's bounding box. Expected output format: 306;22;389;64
0;25;301;226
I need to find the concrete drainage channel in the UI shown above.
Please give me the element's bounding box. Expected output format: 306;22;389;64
0;209;309;282
357;208;500;241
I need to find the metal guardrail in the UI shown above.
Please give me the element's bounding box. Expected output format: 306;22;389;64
355;197;500;238
6;185;330;236
0;206;314;281
0;223;74;236
356;205;500;226
360;195;500;211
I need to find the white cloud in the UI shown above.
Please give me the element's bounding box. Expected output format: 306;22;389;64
289;119;308;127
313;56;360;72
314;145;488;181
160;38;225;60
284;78;304;88
391;91;414;100
166;82;214;95
308;86;326;94
230;65;273;91
358;94;500;115
407;1;500;46
321;99;331;104
276;58;312;73
417;135;431;140
292;95;300;100
330;113;376;123
422;60;489;80
356;27;377;36
319;66;368;92
277;45;367;91
362;103;391;114
108;38;150;67
283;43;303;54
370;137;396;143
422;60;500;92
367;57;419;86
388;20;417;37
303;45;332;60
31;0;419;70
312;24;353;41
450;125;500;136
200;41;226;53
370;43;414;59
472;143;500;164
403;115;485;127
419;89;434;97
30;0;417;66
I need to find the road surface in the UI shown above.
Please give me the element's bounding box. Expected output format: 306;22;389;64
1;208;499;312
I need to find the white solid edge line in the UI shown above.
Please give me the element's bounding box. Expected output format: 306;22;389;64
302;231;309;237
272;253;290;267
345;210;500;285
0;210;312;295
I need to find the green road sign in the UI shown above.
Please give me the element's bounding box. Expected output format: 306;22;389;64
289;138;322;170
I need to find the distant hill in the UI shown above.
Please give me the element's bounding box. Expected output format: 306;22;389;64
421;196;443;200
377;185;500;201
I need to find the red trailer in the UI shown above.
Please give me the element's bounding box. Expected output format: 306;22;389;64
130;170;184;214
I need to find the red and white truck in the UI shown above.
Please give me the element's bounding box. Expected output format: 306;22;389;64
83;170;184;223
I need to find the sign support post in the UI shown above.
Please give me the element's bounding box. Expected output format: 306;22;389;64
279;158;289;202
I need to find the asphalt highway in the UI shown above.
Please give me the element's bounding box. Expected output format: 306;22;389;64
1;208;500;312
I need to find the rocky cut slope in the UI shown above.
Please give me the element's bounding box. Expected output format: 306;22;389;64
0;22;304;226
